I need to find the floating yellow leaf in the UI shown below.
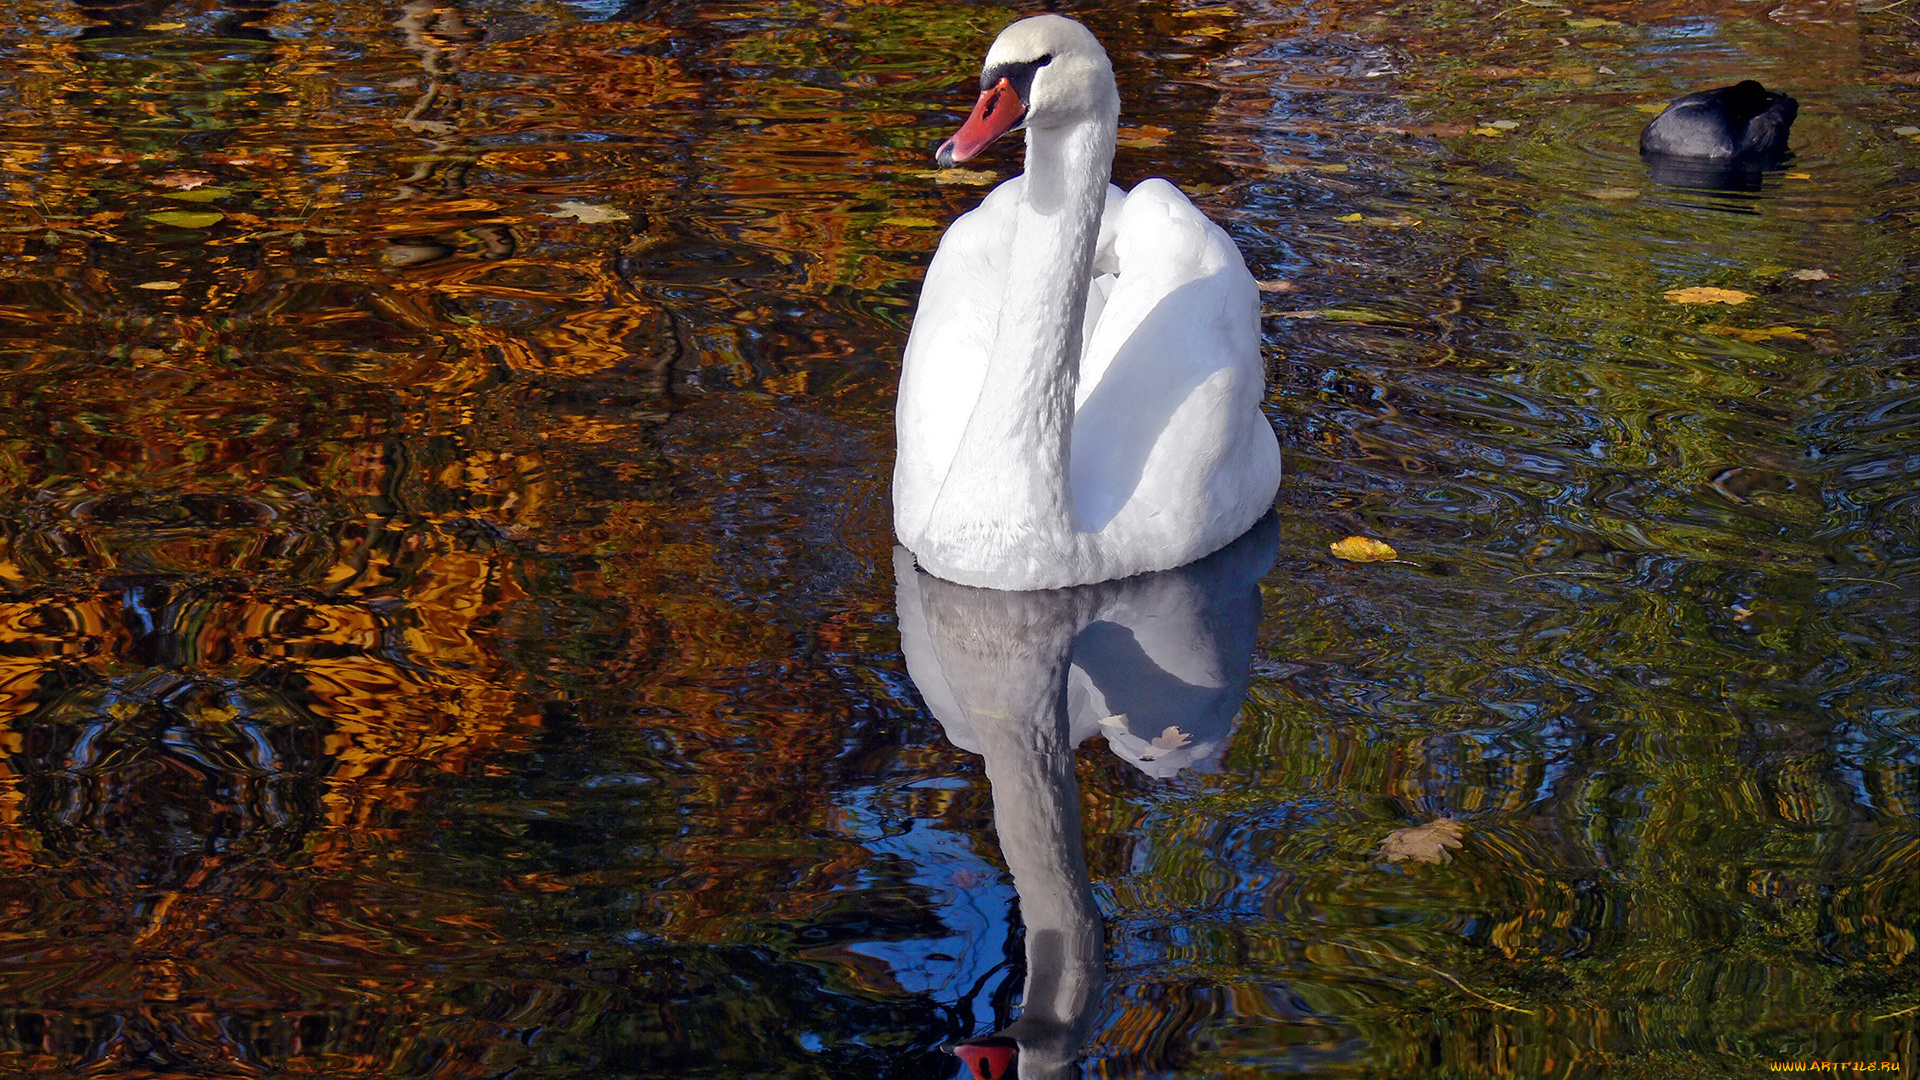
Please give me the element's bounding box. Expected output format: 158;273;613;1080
1785;171;1811;180
134;280;181;291
1703;324;1807;342
1470;127;1505;137
1665;286;1752;306
881;216;938;228
144;21;187;30
164;188;231;203
912;167;997;186
1565;16;1620;27
145;210;224;228
1330;536;1397;562
1335;212;1364;222
1115;124;1172;149
1381;818;1466;864
1633;102;1669;114
1585;187;1639;200
1280;308;1393;323
1267;161;1350;175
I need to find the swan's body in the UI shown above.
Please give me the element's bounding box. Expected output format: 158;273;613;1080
894;15;1281;591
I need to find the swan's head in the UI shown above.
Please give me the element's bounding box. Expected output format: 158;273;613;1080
936;15;1118;167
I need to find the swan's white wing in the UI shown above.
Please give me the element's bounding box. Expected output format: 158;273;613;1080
893;178;1019;544
1070;178;1279;564
895;179;1127;545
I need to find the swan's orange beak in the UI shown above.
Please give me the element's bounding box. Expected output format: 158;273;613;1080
936;77;1026;167
954;1041;1017;1080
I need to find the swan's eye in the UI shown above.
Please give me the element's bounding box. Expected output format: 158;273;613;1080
979;55;1053;105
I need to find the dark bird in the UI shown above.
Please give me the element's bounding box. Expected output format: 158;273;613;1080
1639;80;1798;191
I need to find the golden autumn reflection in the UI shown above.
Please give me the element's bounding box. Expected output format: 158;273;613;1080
0;0;1917;1077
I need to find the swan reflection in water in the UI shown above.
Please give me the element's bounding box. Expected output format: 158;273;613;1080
895;515;1278;1080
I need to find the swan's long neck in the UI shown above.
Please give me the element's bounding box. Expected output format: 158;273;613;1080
923;586;1105;1078
922;115;1115;583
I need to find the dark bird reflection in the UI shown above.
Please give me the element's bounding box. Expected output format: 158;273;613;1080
71;0;280;41
895;515;1277;1080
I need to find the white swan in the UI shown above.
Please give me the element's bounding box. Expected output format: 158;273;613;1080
894;14;1282;592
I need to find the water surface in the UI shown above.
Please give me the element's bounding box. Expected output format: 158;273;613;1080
0;0;1916;1076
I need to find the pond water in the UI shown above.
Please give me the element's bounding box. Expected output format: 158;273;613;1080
0;0;1916;1077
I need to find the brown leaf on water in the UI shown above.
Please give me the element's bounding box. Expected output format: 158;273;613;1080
548;201;631;224
1330;536;1397;562
911;167;997;186
1380;818;1466;864
1256;279;1295;293
1665;286;1752;306
1788;268;1830;281
1116;124;1172;148
1334;212;1418;227
154;171;215;190
1255;161;1351;176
